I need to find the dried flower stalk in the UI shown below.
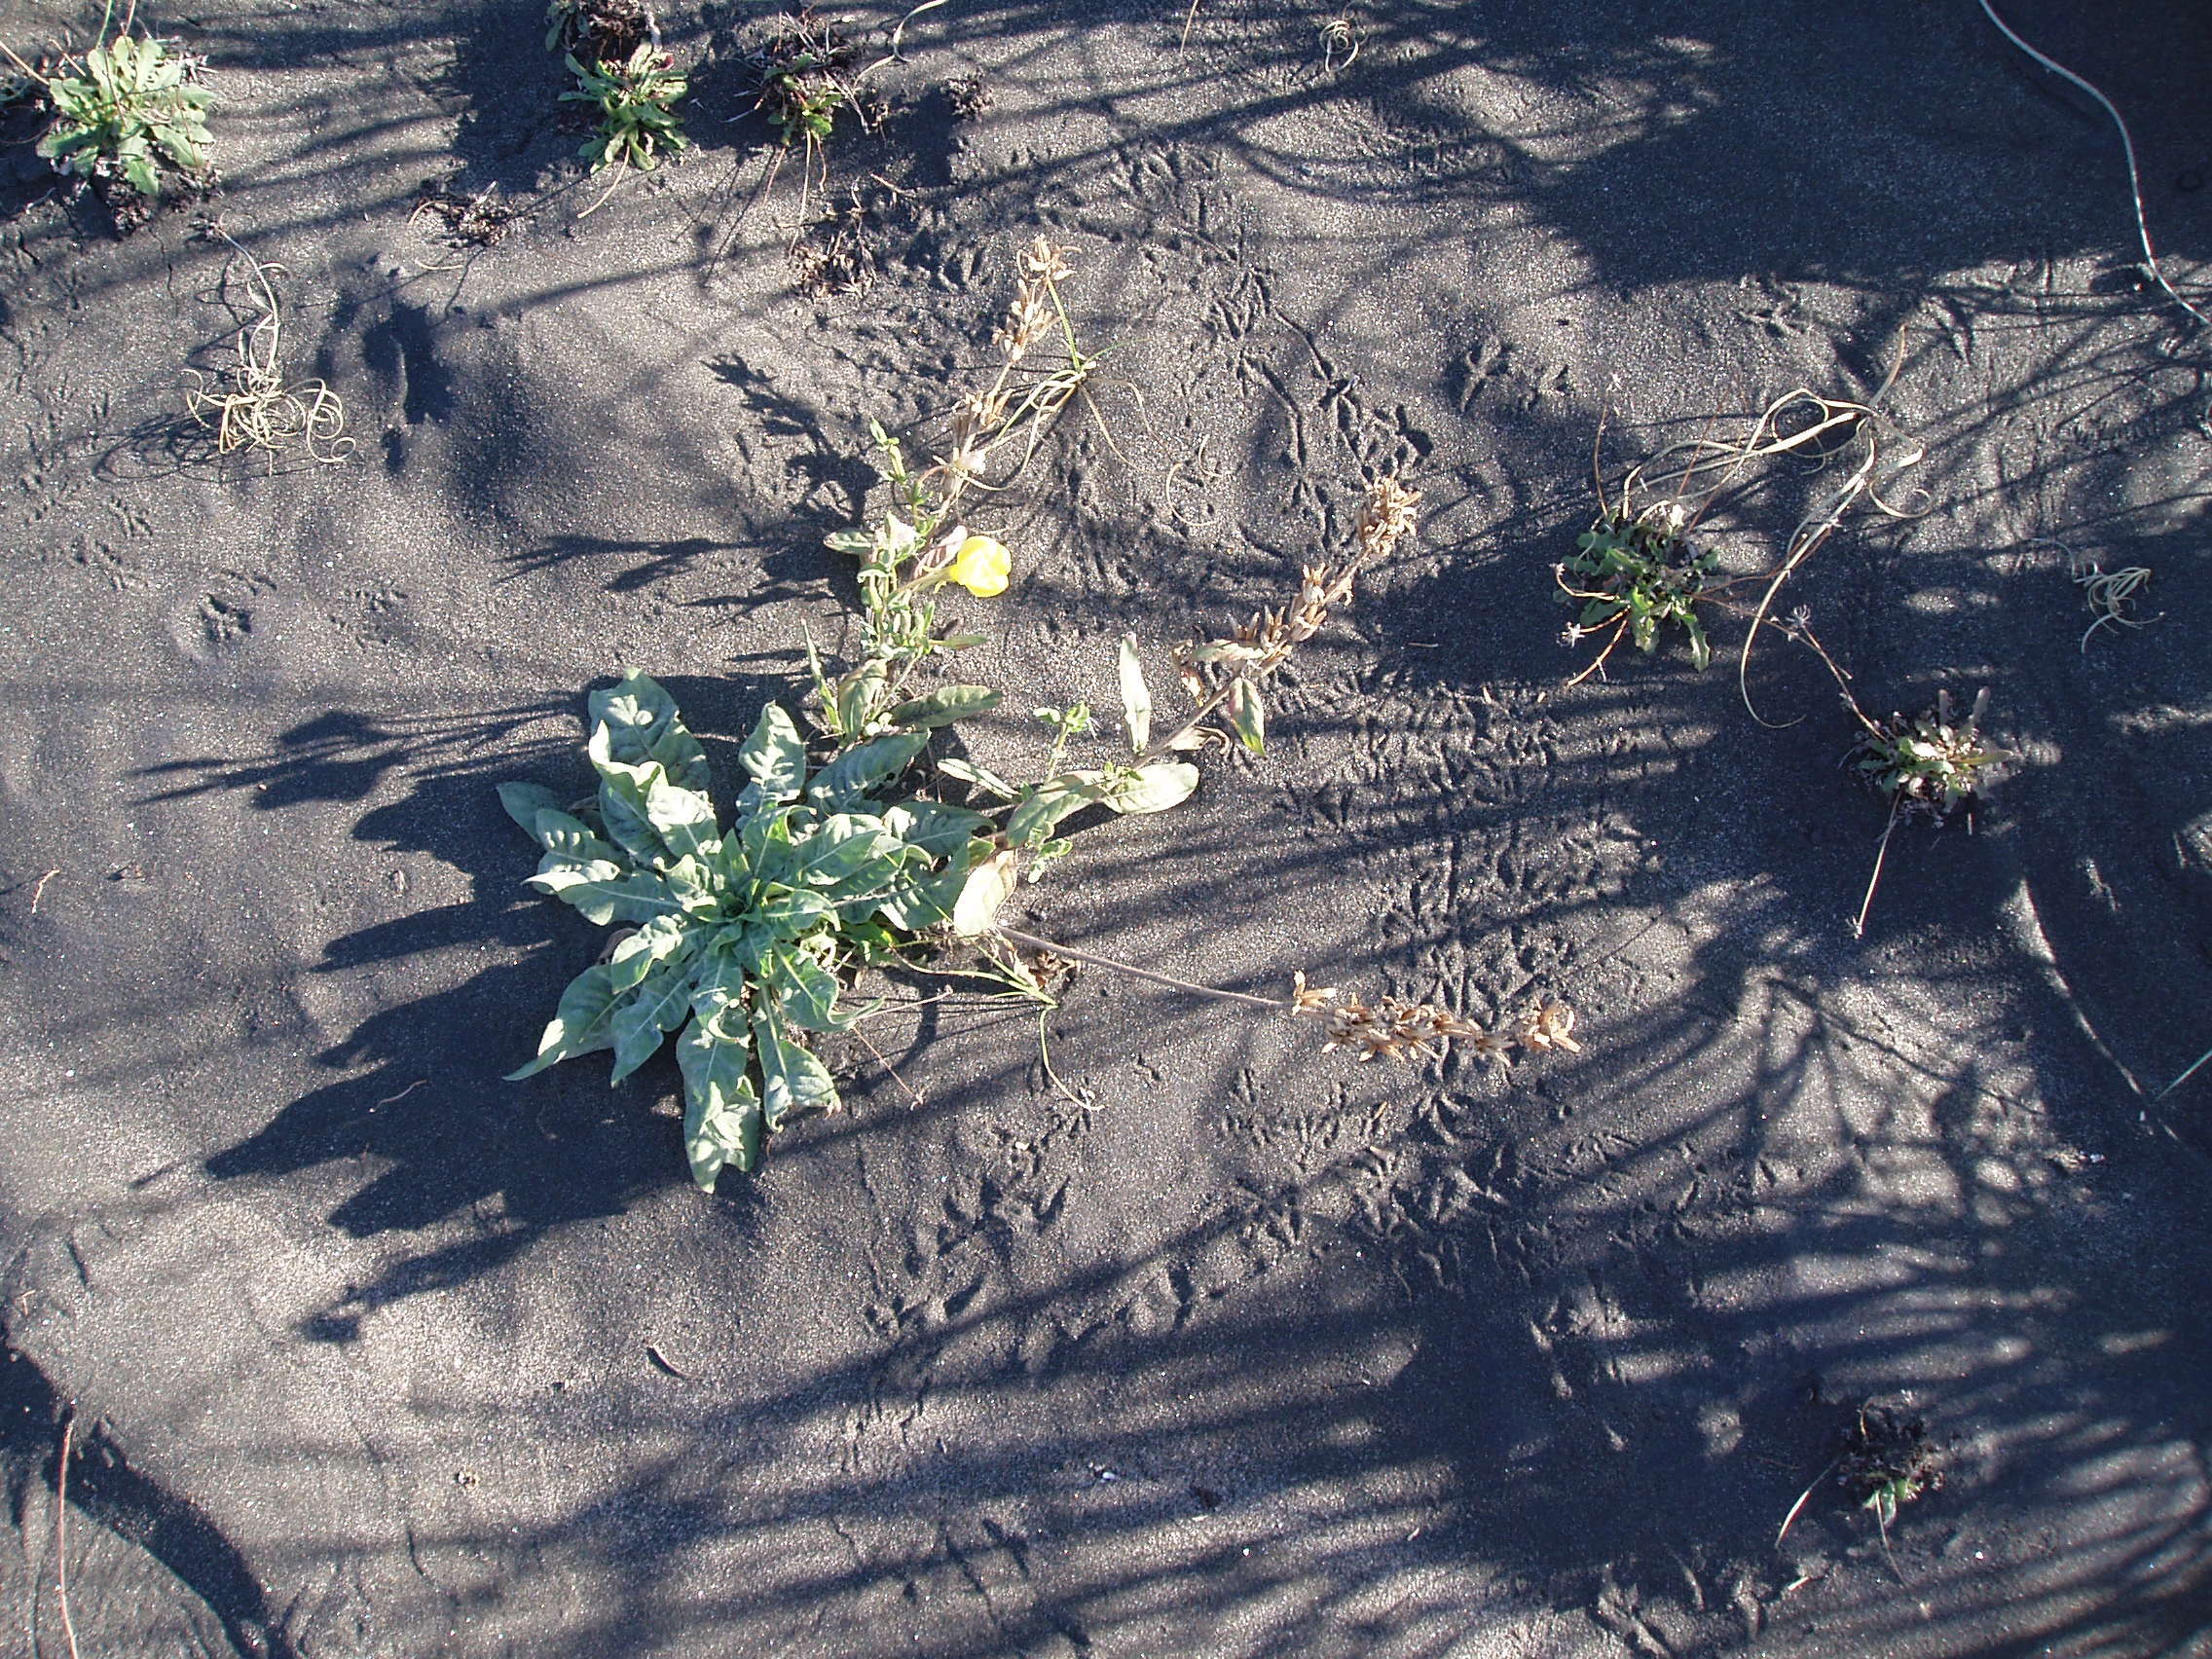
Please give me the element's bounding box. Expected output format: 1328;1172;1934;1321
1161;476;1422;756
920;235;1097;508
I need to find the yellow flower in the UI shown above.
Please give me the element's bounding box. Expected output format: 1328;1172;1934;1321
944;535;1011;598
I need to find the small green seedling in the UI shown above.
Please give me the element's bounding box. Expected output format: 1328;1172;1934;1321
1850;687;2002;937
1853;686;1999;821
8;26;213;198
1557;502;1720;682
750;12;860;146
563;43;687;172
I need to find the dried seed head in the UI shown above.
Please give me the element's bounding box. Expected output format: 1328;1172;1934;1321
1290;970;1339;1012
1313;991;1508;1067
1517;1000;1581;1053
1356;477;1421;561
1017;236;1074;285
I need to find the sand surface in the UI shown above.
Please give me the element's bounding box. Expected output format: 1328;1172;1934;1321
2;0;2211;1653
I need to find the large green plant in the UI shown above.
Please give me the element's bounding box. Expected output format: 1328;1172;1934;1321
503;243;1471;1193
33;31;212;197
502;671;995;1190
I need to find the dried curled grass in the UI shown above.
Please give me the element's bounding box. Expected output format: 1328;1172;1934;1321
183;238;352;471
2072;557;2155;651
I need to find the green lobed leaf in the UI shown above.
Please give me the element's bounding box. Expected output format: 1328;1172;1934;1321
527;858;688;926
888;684;1002;730
876;839;988;931
753;1004;838;1128
883;799;989;862
750;885;837;936
687;946;752;1010
534;808;615;862
1006;777;1103;845
1683;614;1713;671
739;703;808;801
660;855;719;913
506;963;621;1079
793;813;901;889
809;730;927;811
1117;635;1152;755
498;781;563;838
643;774;720;863
588;671;712;792
588;756;668;863
760;944;847;1032
740;805;803;887
608;946;703;1086
605;912;693;994
678;1018;761;1190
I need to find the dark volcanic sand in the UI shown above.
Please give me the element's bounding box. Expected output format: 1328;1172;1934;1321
2;0;2211;1653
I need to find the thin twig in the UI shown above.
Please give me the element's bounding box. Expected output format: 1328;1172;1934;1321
1775;1456;1841;1548
29;868;59;914
992;925;1286;1009
847;1022;925;1107
55;1410;81;1659
2154;1042;2212;1102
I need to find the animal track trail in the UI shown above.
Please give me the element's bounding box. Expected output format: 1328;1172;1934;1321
1452;338;1515;411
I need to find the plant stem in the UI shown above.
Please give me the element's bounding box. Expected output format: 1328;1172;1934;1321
1853;802;1901;940
55;1409;81;1659
992;925;1287;1010
2154;1042;2212;1102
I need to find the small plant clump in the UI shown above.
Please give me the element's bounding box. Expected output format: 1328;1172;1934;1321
2;18;213;204
1556;500;1720;682
1852;687;2000;823
1849;687;2003;938
501;670;1003;1191
563;41;687;173
410;180;520;248
742;8;895;231
1558;386;1924;711
1837;1403;1944;1532
749;10;864;149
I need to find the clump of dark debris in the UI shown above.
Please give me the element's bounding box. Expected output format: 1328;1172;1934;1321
547;0;657;66
411;180;521;247
1837;1403;1945;1529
